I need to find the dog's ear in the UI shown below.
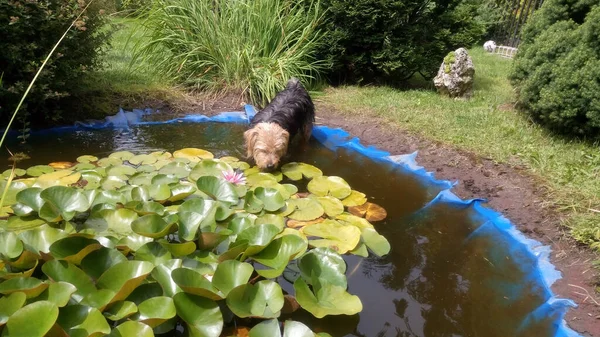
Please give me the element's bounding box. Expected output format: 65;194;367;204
243;128;258;158
277;129;290;155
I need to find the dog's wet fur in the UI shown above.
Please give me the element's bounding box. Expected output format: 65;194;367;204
244;78;315;171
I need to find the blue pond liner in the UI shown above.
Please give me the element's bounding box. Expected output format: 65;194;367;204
12;105;581;337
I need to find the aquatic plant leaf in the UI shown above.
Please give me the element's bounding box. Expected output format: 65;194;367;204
77;155;98;163
244;190;263;213
149;183;171;201
25;165;54;177
335;213;374;229
226;280;284;318
307;176;351;199
316;196;344;217
254;187;285;211
252;234;307;278
7;216;45;232
158;241;196;257
0;277;48;298
293;277;362;318
134;296;176;328
132;201;166;216
297;248;347;288
33;281;77;307
361;228;391;257
196;176;238;204
85;208;138;236
56;304;111;337
236;224;281;257
171;268;223;300
283;320;332;337
2;168;26;178
178;198;218;241
132;214;176;238
245;172;278;187
212;260;254;297
96;261;154;304
101;175;127;190
303;219;360;254
150;151;172;160
89;190;125;207
341;190;367;207
0;292;27;325
1;301;58;337
255;214;285;231
49;236;102;265
42;260;96;301
15;187;44;212
97;157;122;168
107;165;137;177
129;172;156;186
249;319;281;337
129;154;158;166
151;259;183;298
173;148;214;161
49;162;75;169
348;202;387;222
109;151;135;160
281;162;323;181
189;159;233;181
168;183;196;202
108;321;154;337
159;161;191;179
173;292;222;337
349;242;369;257
135;242;172;266
0;232;23;259
287;198;324;221
33;170;81;189
80;247;128;280
0;180;29;205
104;301;138;321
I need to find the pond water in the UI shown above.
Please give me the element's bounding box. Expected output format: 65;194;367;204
1;123;557;337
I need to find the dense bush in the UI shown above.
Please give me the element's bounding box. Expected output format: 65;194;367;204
310;0;485;84
133;0;328;107
510;0;600;136
0;0;109;127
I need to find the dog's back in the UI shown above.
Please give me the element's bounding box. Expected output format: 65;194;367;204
250;78;315;139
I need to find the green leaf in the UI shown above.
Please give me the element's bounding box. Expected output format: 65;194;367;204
244;190;264;213
81;247;128;280
254;187;285;211
129;172;156;186
132;214;176;238
26;165;54;177
249;319;281;337
255;214;285;232
151;259;183;298
84;208;138;236
89;190;126;207
159;161;191;179
134;296;176;328
171;268;223;300
40;186;89;221
108;321;154;337
158;240;196;257
6;215;45;231
0;277;48;298
100;175;127;190
281;162;323;181
226;280;284;318
35;281;77;307
236;223;281;257
15;187;44;212
0;292;27;325
77;155;98;163
107;165;137;176
149;183;171;201
287;198;324;221
196;176;239;204
189;159;233;181
302;220;361;254
361;228;391;257
135;242;172;266
0;180;29;206
109;151;135;161
0;232;23;259
307;176;352;199
341;190;367;207
297;248;347;288
283;320;327;337
130;186;150;202
49;236;102;265
173;293;222;337
104;301;138;321
132;201;166;216
117;234;153;252
168;183;196;202
129;154;158;166
316;196;344;217
56;304;111;337
1;301;58;337
42;260;96;301
96;261;155;304
252;234;307;278
178;198;217;241
293;277;362;318
212;260;254;297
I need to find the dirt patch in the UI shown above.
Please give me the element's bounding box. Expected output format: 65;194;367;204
315;102;600;337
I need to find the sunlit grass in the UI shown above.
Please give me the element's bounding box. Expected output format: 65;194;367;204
321;48;600;251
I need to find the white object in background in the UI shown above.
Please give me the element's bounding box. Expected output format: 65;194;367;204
483;40;497;52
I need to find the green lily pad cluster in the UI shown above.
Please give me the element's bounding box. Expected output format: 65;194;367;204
0;149;390;336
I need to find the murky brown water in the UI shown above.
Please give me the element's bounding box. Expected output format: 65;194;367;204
1;123;555;337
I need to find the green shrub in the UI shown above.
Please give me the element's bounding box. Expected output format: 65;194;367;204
310;0;485;84
133;0;328;107
0;0;109;127
510;0;600;136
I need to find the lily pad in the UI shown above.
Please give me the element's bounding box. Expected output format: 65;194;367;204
255;214;285;232
132;214;177;239
0;277;48;298
196;176;238;204
56;304;111;337
293;277;362;318
226;280;284;318
101;175;128;190
42;260;96;301
134;296;176;328
25;165;54;177
96;261;155;304
178;198;217;241
49;236;103;265
235;223;281;257
108;321;154;337
189;159;232;181
109;151;135;161
1;301;58;337
244;190;263;214
135;242;172;266
212;260;254;297
0;292;27;325
173;292;223;337
129;154;158;166
281;162;323;181
307;176;351;199
0;232;24;259
2;168;26;178
341;190;367;207
158;241;197;257
287;198;324;221
254;187;286;212
361;228;391;257
77;155;99;163
81;247;128;280
0;180;29;205
97;157;122;168
107;165;137;177
252;234;307;278
316;196;344;217
171;268;222;300
173;148;214;161
302;219;361;254
168;183;196;202
159;161;191;179
151;259;183;298
104;301;138;321
84;208;138;236
16;187;44;212
348;202;387;222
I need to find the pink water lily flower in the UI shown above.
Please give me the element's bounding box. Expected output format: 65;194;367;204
222;170;246;185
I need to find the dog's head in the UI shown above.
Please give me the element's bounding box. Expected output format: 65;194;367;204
244;122;289;171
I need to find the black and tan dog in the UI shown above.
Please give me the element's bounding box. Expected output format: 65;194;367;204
244;78;315;171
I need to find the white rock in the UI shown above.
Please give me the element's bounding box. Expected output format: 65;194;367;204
483;40;497;53
433;48;475;99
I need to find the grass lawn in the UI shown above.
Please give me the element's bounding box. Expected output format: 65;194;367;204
319;48;600;252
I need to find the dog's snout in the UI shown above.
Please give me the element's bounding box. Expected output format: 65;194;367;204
266;163;275;170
